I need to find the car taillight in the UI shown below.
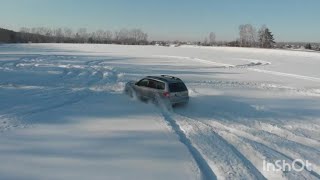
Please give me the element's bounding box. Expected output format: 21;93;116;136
163;92;170;97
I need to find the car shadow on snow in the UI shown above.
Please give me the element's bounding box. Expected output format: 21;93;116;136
174;94;320;125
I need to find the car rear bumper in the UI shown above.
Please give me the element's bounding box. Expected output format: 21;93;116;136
170;96;189;105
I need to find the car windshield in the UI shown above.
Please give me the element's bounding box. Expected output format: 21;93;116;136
169;82;187;92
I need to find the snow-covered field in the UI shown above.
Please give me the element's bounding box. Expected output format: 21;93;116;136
0;44;319;180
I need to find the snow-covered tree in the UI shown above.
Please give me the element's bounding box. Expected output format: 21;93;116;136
76;28;88;43
54;28;64;43
258;25;275;48
239;24;257;47
63;28;73;38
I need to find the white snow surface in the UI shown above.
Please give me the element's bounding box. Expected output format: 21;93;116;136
0;44;320;180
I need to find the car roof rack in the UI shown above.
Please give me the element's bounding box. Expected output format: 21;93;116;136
146;76;165;81
160;75;181;81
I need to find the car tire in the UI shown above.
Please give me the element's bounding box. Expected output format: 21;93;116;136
125;86;134;98
155;94;172;111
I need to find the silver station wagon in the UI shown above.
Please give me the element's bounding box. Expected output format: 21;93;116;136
125;75;189;106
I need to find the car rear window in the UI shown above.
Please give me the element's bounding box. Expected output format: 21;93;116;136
169;82;187;92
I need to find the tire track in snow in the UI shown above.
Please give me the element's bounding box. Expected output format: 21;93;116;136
191;80;320;97
0;115;28;133
243;138;320;180
175;111;320;180
171;112;267;180
0;87;90;127
253;122;320;150
152;55;235;67
161;110;217;180
0;55;126;133
212;127;286;180
160;101;267;179
154;55;320;82
153;55;270;68
200;119;320;179
175;89;320;179
249;68;320;82
23;90;90;117
248;129;320;175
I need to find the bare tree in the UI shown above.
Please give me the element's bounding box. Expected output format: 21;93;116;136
76;28;88;43
63;28;73;38
105;30;113;42
15;26;148;44
31;27;37;34
94;29;105;43
91;29;113;43
203;37;208;46
53;28;64;43
118;28;129;44
208;32;216;46
44;28;53;37
20;27;30;33
113;28;147;44
19;27;31;42
130;28;147;44
239;24;257;47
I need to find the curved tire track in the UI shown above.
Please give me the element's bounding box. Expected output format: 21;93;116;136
161;110;217;180
160;105;268;180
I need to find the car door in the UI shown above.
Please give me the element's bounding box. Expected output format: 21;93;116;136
147;79;165;100
134;78;150;99
146;79;157;99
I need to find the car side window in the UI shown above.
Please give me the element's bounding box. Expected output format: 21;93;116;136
156;81;165;90
147;79;157;89
137;79;165;90
137;79;149;87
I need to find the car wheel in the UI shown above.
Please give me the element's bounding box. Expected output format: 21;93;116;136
125;86;134;98
155;94;172;112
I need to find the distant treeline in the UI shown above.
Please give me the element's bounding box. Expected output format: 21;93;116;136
197;24;319;51
200;24;275;48
0;27;148;45
0;28;20;43
1;26;319;51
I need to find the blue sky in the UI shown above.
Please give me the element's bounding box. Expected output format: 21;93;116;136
0;0;319;42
